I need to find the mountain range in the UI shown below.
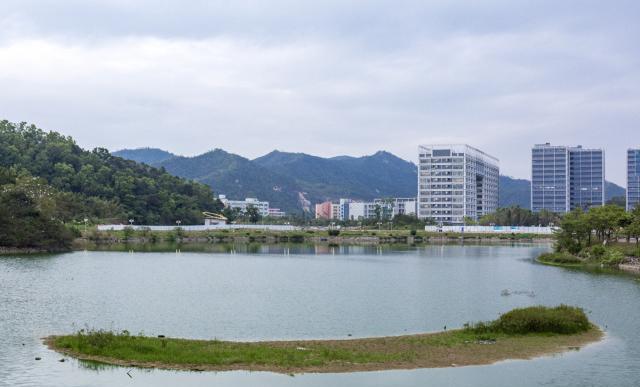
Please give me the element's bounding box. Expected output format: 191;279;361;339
113;147;626;214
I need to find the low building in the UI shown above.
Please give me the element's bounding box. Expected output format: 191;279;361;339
315;201;333;219
267;208;286;218
203;212;227;226
219;195;270;217
315;197;418;221
373;198;417;217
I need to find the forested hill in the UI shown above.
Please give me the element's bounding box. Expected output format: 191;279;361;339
112;147;176;165
0;120;222;226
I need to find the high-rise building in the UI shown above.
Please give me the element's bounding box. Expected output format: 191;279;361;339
569;147;605;210
628;148;640;211
418;144;499;225
531;144;569;213
531;144;604;213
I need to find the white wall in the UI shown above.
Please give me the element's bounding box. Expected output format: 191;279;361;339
97;224;299;231
424;225;556;234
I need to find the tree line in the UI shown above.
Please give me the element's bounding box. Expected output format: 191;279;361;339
0;120;223;226
555;205;640;254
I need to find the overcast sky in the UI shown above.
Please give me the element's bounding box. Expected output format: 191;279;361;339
1;1;638;184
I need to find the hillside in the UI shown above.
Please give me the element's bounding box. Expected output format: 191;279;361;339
0;120;222;225
499;176;531;208
112;148;175;165
253;150;417;203
156;149;303;212
115;148;419;213
114;147;627;213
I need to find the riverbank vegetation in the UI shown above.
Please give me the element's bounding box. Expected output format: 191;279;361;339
48;305;600;373
538;205;640;271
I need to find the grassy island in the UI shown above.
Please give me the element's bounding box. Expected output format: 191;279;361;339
46;306;601;374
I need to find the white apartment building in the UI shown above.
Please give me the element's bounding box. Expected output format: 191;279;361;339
373;198;417;217
219;195;270;217
418;144;499;225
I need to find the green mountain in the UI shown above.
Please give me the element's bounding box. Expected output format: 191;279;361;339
253;150;418;203
115;148;419;213
113;148;175;165
114;147;627;213
0;121;221;226
156;149;302;212
499;176;531;208
605;181;626;202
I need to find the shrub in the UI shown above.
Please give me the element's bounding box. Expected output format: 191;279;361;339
602;248;625;266
538;252;582;265
591;245;606;259
410;229;417;236
465;305;591;335
494;305;590;334
328;229;340;237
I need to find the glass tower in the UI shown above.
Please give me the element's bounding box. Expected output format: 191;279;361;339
531;143;604;213
531;144;570;213
569;147;605;211
418;144;499;225
628;149;640;211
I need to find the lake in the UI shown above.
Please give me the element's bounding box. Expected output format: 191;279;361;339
1;244;639;386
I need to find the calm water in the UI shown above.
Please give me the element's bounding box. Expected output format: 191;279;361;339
1;244;639;387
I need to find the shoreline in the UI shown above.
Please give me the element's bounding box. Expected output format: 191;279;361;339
536;255;640;276
45;326;602;374
2;231;554;255
77;230;554;247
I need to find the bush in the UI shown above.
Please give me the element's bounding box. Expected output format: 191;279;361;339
602;248;625;266
466;305;591;335
494;305;590;334
410;229;417;236
590;245;606;259
328;229;340;237
538;252;582;265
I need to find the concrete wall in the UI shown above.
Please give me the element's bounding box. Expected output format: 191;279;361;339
97;224;299;232
424;225;555;234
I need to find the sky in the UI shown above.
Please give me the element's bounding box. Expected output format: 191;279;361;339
1;1;638;185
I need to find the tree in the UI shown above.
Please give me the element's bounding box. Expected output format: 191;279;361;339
245;205;261;224
463;216;478;226
626;206;640;246
555;209;591;254
586;205;625;242
0;183;75;250
221;206;239;223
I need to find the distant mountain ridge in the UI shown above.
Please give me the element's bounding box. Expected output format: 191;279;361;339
112;147;175;165
113;148;627;213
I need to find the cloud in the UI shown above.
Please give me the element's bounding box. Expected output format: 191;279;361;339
0;1;638;184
